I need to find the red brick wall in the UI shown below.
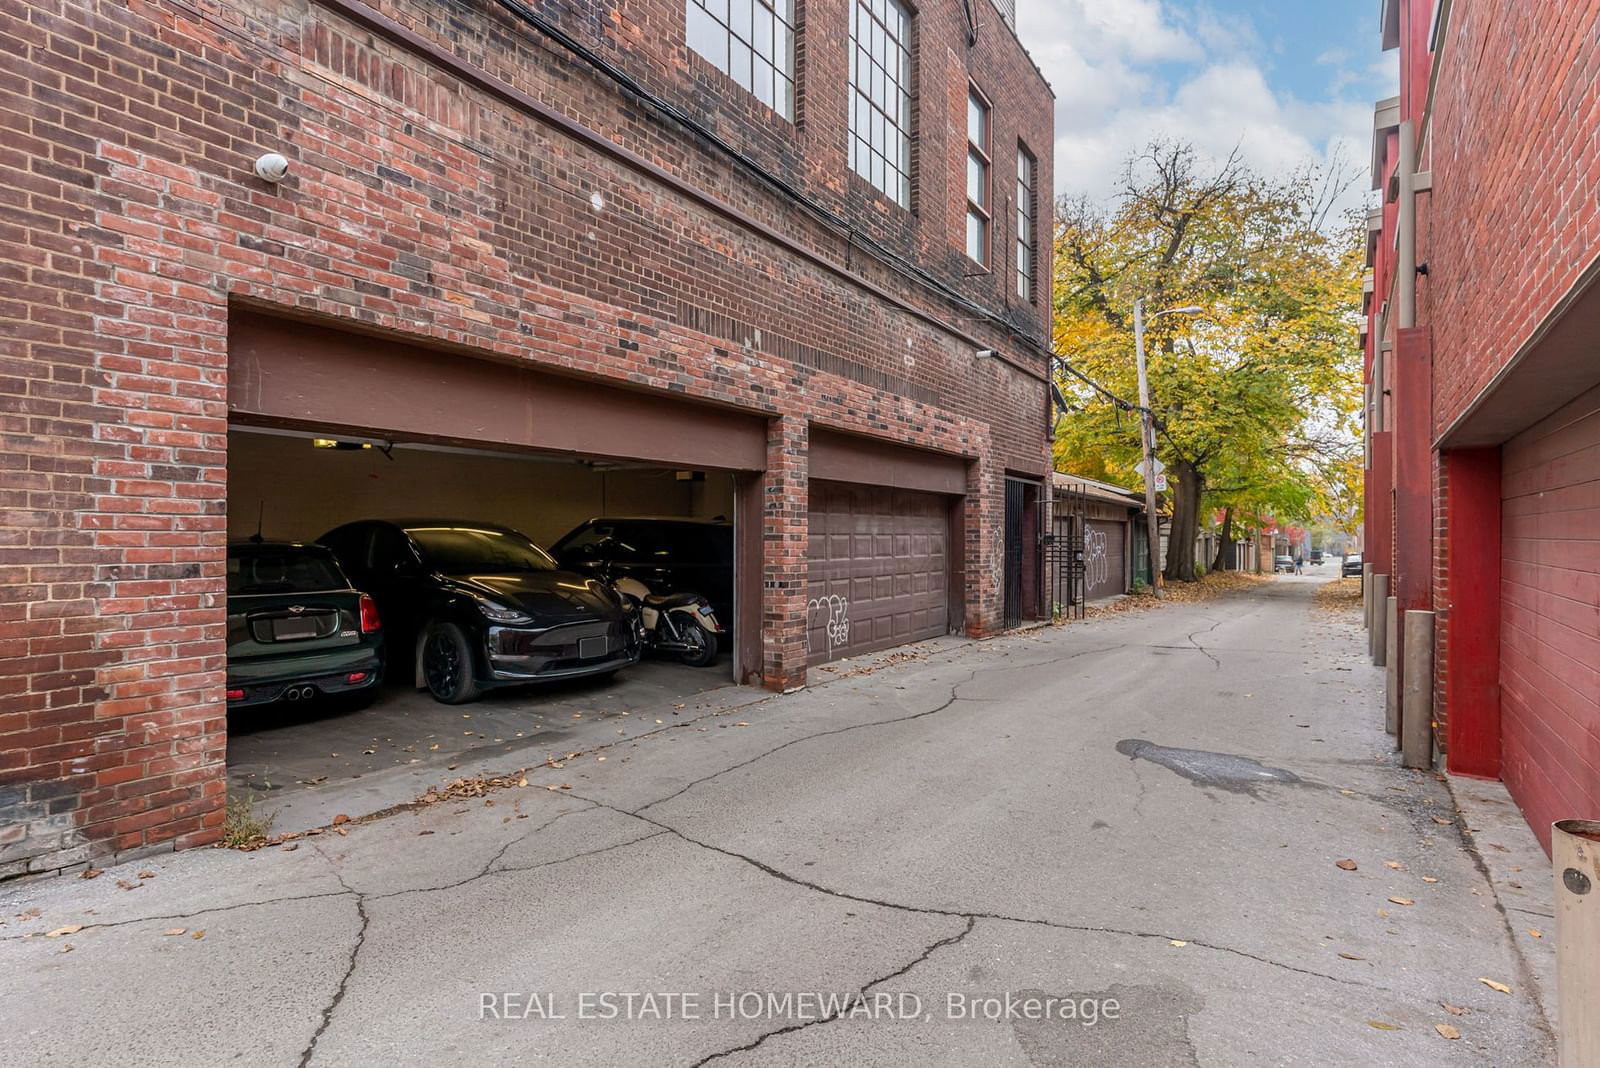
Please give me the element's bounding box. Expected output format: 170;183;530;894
1498;386;1600;852
1427;0;1600;435
0;0;1054;874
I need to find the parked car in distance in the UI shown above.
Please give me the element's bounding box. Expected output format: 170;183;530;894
1308;549;1324;565
317;519;640;704
226;541;384;708
1274;555;1295;573
1342;552;1364;578
551;517;734;631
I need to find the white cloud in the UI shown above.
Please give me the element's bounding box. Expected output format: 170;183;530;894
1015;0;1396;217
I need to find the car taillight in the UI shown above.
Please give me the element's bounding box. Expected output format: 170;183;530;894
359;593;380;634
346;671;368;684
226;688;245;701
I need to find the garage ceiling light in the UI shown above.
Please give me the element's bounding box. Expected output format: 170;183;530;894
312;438;373;451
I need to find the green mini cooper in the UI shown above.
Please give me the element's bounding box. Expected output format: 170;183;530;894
226;541;385;708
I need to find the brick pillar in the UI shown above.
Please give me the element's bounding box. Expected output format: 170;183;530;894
962;447;999;637
1442;447;1502;778
760;416;808;690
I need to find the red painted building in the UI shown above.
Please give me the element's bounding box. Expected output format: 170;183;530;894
0;0;1054;874
1366;0;1600;851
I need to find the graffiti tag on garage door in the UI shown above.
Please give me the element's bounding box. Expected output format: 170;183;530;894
806;595;850;657
1084;528;1108;589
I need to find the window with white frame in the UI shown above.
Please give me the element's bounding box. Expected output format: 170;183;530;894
965;86;990;266
1015;145;1035;300
849;0;912;207
685;0;796;119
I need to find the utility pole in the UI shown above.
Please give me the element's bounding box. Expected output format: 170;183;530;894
1133;298;1164;597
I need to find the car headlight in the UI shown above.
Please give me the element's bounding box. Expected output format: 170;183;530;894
476;599;532;625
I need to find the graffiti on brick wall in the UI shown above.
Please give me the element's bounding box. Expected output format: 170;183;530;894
807;595;850;657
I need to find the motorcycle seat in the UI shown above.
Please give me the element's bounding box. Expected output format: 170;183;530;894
644;591;700;610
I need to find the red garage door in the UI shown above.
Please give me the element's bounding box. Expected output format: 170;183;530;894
1499;389;1600;843
1083;519;1127;601
807;482;950;664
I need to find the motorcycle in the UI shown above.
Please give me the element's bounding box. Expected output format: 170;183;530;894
609;573;723;668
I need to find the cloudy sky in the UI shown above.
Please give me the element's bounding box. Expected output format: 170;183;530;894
1013;0;1398;211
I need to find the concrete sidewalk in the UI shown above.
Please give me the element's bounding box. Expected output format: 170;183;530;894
0;573;1557;1066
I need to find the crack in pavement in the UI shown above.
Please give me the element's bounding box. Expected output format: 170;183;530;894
298;878;368;1068
571;792;1379;994
691;917;977;1065
373;829;668;901
0;888;356;943
635;645;1120;817
1183;615;1224;670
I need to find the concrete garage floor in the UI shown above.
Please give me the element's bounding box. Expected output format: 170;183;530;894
228;655;764;832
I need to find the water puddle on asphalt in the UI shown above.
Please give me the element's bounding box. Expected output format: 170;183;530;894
1115;738;1303;798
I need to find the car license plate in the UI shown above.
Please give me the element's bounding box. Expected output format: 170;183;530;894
273;617;320;641
578;636;608;659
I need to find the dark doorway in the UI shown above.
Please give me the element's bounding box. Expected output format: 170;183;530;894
1003;477;1042;627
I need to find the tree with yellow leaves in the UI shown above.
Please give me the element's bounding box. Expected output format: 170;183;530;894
1053;142;1364;582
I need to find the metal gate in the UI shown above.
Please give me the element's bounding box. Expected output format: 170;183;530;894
1003;479;1026;627
1047;481;1087;621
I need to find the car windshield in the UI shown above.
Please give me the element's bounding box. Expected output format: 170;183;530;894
228;550;345;595
407;526;558;575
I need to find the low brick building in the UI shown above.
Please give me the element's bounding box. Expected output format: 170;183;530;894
0;0;1055;874
1364;0;1600;849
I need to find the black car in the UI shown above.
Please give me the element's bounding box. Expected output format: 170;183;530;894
317;519;640;704
551;517;734;627
226;542;384;708
1342;552;1364;578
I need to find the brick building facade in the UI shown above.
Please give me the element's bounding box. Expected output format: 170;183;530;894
0;0;1054;874
1365;0;1600;850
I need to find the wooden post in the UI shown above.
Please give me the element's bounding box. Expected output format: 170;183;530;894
1554;820;1600;1067
1402;610;1434;768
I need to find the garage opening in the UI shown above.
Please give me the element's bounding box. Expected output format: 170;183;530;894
223;310;766;827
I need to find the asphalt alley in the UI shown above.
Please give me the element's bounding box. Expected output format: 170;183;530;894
0;573;1557;1066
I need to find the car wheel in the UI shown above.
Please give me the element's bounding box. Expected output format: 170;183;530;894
676;617;718;668
422;622;480;704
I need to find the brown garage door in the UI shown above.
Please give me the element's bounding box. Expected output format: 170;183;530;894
1083;519;1126;601
807;482;949;664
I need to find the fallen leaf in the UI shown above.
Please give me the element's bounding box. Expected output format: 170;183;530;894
596;756;606;762
1440;1001;1466;1016
1528;928;1542;939
517;777;528;787
136;870;156;880
1376;908;1390;918
1338;952;1364;960
79;868;102;880
1384;861;1403;870
45;925;82;938
163;928;187;936
115;879;139;891
331;814;350;826
1435;1024;1461;1040
1478;978;1511;995
335;827;348;837
192;930;205;940
1389;897;1415;906
1367;1020;1401;1031
59;943;73;954
1422;876;1438;883
734;722;750;727
1169;940;1187;947
1430;816;1453;825
1335;858;1358;871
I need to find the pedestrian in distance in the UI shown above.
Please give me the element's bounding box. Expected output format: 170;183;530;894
1294;554;1303;576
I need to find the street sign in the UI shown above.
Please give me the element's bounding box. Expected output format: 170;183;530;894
1154;473;1168;492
